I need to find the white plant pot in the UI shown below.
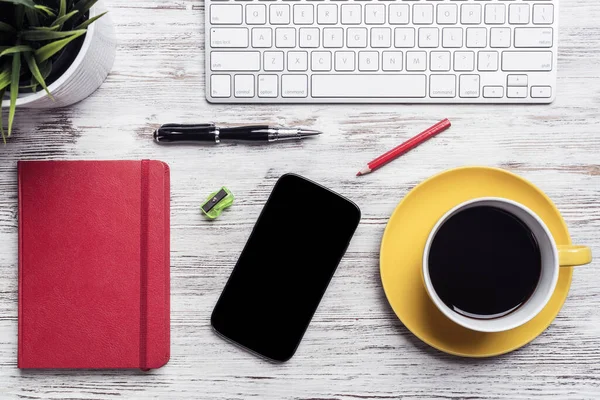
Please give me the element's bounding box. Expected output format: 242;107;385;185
1;1;117;109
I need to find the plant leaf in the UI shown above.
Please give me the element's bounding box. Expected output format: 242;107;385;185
0;0;36;9
20;28;86;41
25;7;39;26
0;21;16;33
21;81;37;90
0;65;13;139
15;5;25;29
39;59;52;79
0;65;10;91
52;10;79;28
29;59;52;93
8;52;20;137
75;11;106;30
0;45;33;58
34;5;56;17
24;51;52;99
59;0;66;18
0;87;5;143
32;25;61;31
34;30;85;63
73;0;98;16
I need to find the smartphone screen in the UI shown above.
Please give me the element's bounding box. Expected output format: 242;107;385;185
211;174;361;362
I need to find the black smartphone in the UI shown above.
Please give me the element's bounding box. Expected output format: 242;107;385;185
211;174;361;362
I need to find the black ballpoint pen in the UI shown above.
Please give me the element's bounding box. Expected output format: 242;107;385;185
154;124;322;144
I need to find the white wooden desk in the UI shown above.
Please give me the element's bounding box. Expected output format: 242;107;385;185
1;1;599;398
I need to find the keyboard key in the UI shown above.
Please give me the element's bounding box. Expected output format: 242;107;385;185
288;51;308;71
419;27;439;48
312;51;332;71
533;4;554;25
264;51;284;71
394;28;415;48
258;75;278;98
294;4;314;25
507;75;528;87
430;51;450;72
311;74;427;98
490;28;511;48
483;86;504;98
531;86;552;98
282;75;308;97
211;5;243;25
461;4;481;25
502;51;552;71
211;28;249;48
413;4;433;25
430;75;456;98
478;51;498;72
459;74;480;98
341;4;362;25
211;75;231;97
299;28;320;48
514;28;553;48
388;3;410;25
252;28;272;48
234;75;255;98
507;86;527;98
389;4;409;25
406;51;426;71
317;4;338;24
442;28;463;48
371;28;392;48
484;4;505;25
335;51;356;71
509;4;529;25
365;4;386;25
358;51;379;71
347;28;368;48
466;28;487;48
246;4;266;25
454;51;475;72
276;28;296;47
382;51;403;71
437;4;457;25
323;28;344;48
270;4;290;25
211;52;260;71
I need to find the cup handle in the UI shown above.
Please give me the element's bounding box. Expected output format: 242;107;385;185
558;245;592;267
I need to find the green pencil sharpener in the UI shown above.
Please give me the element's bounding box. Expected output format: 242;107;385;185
201;187;234;219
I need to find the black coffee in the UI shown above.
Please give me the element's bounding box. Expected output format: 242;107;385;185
428;206;541;319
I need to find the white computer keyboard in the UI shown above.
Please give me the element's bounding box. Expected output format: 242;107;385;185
205;0;558;104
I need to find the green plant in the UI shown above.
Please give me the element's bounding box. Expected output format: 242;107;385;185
0;0;106;142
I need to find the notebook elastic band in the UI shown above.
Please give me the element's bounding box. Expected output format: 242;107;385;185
140;160;150;369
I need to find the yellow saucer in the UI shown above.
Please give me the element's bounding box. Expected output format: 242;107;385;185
380;166;573;357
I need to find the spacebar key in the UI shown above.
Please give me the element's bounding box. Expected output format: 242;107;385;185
312;75;427;98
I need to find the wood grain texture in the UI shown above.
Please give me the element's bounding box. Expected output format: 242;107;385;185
1;0;599;399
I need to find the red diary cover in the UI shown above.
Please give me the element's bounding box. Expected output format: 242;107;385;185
18;160;170;369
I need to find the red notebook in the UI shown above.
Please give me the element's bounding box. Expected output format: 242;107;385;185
18;160;170;370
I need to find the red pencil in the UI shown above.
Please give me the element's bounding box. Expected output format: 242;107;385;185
356;118;451;176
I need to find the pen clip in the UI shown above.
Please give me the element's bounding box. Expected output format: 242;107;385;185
159;123;216;129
